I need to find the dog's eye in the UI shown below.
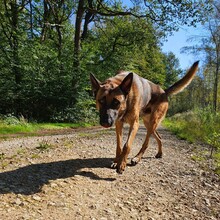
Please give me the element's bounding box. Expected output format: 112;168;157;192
111;99;120;108
99;98;106;105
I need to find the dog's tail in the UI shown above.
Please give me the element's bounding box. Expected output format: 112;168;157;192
165;61;199;96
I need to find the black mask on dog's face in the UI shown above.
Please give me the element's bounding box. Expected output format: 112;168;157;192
90;73;133;128
98;96;121;128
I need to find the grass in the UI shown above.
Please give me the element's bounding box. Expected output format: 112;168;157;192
0;115;94;137
78;129;113;138
163;108;220;175
163;110;220;144
36;141;54;152
0;153;5;160
37;122;93;130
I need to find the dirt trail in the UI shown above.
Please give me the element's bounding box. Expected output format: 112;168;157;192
0;125;219;220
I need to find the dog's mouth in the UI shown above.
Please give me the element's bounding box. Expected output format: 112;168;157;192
99;109;117;128
100;122;113;128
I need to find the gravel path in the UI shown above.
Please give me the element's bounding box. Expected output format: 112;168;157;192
0;125;219;220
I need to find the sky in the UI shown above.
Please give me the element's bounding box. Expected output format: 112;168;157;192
162;26;204;70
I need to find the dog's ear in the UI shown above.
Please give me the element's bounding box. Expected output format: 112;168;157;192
120;72;133;96
90;73;100;97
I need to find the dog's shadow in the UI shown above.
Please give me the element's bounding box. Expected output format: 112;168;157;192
0;157;115;195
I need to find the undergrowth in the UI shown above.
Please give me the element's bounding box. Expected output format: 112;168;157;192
36;141;54;152
0;114;94;136
163;108;220;175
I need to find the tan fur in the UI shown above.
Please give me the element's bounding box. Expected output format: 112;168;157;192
90;61;199;174
165;61;199;95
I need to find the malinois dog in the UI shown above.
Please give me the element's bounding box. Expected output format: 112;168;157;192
90;61;199;174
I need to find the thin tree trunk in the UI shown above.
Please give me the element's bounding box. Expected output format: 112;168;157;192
41;0;50;42
81;0;94;40
71;0;84;95
29;0;33;38
213;53;219;112
73;0;85;71
11;2;20;84
10;1;22;115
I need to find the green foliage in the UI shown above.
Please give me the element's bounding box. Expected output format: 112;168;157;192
163;107;220;173
3;114;27;126
138;0;213;31
83;16;166;85
167;76;207;116
163;115;196;143
164;107;220;144
36;141;53;152
206;132;220;157
0;114;35;134
163;52;182;88
0;0;212;123
181;2;220;112
0;115;93;136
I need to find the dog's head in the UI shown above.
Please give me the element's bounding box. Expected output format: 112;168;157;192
90;73;133;128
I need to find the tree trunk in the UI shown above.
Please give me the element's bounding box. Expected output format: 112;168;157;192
73;0;85;72
11;2;21;85
10;1;22;115
81;0;94;40
71;0;85;105
29;0;33;38
41;0;50;42
213;53;219;112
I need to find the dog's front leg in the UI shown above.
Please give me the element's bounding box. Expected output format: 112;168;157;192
111;120;123;169
117;120;139;174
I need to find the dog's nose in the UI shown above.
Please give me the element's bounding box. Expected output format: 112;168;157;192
99;109;115;128
100;122;112;128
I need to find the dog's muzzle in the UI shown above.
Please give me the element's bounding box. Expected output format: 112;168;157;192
99;109;117;128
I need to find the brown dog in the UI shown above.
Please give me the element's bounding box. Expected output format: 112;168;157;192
90;61;199;174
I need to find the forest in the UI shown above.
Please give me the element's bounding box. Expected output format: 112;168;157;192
0;0;217;121
0;0;219;151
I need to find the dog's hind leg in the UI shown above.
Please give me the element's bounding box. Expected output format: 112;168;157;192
155;130;161;139
153;130;163;158
131;128;162;165
131;104;166;165
131;113;155;165
131;129;151;166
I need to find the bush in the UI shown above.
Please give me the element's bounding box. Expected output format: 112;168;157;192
163;107;220;174
51;91;98;124
2;114;28;126
164;108;220;145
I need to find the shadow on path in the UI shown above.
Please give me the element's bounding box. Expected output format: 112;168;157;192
0;157;115;195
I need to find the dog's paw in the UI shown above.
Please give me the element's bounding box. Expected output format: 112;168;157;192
110;162;117;169
155;152;162;158
116;161;126;174
131;157;140;166
116;166;125;174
